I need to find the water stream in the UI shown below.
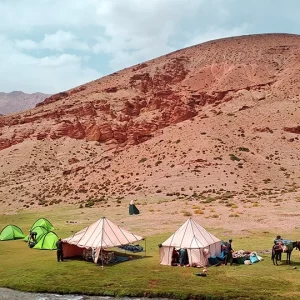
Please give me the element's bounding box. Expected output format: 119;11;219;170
0;288;154;300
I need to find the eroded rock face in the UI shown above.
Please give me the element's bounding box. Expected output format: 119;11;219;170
284;126;300;134
1;34;300;151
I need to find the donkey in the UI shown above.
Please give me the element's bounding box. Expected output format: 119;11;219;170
272;241;300;265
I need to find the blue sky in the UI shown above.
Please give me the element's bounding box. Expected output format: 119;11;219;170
1;0;300;94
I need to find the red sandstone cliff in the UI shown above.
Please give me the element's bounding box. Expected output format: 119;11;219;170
1;34;299;152
0;33;300;211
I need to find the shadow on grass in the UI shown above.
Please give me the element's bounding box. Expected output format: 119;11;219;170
64;253;152;267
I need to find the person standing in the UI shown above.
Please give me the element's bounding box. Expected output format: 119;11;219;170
225;239;234;266
274;235;282;261
28;230;37;248
179;248;188;266
56;238;64;262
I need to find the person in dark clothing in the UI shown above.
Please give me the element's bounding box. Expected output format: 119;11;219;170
171;248;179;265
179;248;188;266
30;231;37;242
225;239;234;266
56;238;64;262
28;230;37;248
274;235;282;260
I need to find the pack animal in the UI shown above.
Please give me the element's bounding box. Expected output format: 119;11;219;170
272;241;300;265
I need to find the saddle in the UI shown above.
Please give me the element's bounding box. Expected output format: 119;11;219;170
274;244;283;252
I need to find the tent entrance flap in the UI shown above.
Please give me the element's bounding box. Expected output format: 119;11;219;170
159;218;221;266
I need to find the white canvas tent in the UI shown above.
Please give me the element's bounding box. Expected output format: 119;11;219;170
63;217;144;263
159;217;221;267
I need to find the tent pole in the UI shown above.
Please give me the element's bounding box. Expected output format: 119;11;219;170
101;248;104;269
144;239;146;257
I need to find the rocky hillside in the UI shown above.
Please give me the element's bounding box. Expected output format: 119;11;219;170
0;33;299;212
0;91;50;115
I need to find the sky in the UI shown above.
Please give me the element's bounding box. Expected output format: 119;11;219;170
1;0;300;94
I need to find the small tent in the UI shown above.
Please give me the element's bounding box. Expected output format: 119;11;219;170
129;200;140;215
30;218;54;231
159;217;221;267
0;225;25;241
23;226;49;242
33;231;59;250
63;217;144;263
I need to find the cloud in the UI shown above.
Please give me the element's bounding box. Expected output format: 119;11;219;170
91;0;204;70
15;30;90;52
0;35;101;94
14;39;38;51
184;25;250;48
38;54;82;67
41;30;90;52
0;0;299;93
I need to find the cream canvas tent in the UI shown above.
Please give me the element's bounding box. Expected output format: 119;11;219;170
62;217;144;263
159;217;221;267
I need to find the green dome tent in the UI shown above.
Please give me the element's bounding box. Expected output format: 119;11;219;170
30;218;54;231
23;226;49;242
0;225;25;241
33;231;59;250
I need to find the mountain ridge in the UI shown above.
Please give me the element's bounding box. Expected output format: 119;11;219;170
0;33;299;215
0;91;50;115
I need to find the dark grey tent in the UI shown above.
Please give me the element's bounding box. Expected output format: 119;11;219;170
129;200;140;215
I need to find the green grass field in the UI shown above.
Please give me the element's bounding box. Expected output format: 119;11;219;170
1;207;300;300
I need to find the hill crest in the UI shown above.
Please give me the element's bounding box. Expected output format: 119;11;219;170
0;33;299;218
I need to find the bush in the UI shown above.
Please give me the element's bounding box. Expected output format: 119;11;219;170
229;154;241;161
239;147;249;152
138;158;147;163
182;210;192;216
229;213;239;217
85;199;95;207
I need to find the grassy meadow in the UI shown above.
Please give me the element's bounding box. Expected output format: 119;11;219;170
1;206;300;300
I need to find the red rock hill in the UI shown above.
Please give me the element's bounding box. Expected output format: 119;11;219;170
0;33;299;212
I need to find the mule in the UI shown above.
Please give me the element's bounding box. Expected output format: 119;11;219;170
272;241;300;265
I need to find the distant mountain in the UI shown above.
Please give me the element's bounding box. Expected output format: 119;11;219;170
0;91;51;115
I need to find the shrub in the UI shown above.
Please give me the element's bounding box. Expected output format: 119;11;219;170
229;154;241;161
138;158;147;163
239;147;249;152
182;210;192;216
85;199;95;207
210;214;219;218
229;213;239;217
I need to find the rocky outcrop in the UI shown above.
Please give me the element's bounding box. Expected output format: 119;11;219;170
1;34;300;151
284;126;300;134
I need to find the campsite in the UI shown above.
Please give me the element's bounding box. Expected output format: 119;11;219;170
1;205;300;300
1;2;300;298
